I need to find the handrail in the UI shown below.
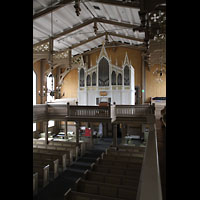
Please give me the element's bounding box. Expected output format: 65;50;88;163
136;123;162;200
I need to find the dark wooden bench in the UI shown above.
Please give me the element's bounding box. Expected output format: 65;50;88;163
33;150;67;171
83;170;139;189
74;178;137;200
33;155;59;179
106;148;144;158
64;188;127;200
33;164;50;188
33;139;79;160
102;153;143;164
96;158;142;171
91;163;141;178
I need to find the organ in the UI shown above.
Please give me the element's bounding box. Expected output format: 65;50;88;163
78;43;135;105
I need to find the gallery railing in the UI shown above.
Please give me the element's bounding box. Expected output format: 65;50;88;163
33;103;154;122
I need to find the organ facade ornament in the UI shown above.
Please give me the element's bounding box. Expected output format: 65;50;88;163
78;43;135;105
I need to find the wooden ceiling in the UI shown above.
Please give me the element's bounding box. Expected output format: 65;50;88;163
33;0;166;67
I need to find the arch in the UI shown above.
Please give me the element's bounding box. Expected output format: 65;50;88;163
79;68;85;87
117;73;122;85
92;72;96;86
124;65;130;86
98;57;109;86
86;74;91;86
111;71;116;85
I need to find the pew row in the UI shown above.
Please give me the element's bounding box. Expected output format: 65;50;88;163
33;154;59;179
83;170;139;189
96;157;142;171
106;148;144;158
101;153;143;164
74;178;137;200
91;163;141;178
64;188;126;200
33;149;68;171
33;164;50;188
117;145;145;153
33;139;79;160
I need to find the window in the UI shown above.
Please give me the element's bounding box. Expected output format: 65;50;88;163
48;120;55;127
124;65;130;86
33;123;36;131
33;70;36;105
111;71;116;85
80;68;85;87
98;57;109;86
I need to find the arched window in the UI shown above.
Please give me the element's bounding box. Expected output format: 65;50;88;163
111;71;116;85
86;75;91;86
98;57;109;86
33;70;37;105
117;73;122;85
80;68;85;87
124;65;130;86
92;72;96;86
47;72;55;102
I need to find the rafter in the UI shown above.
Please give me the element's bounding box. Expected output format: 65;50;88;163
86;0;140;9
33;0;74;20
33;17;143;48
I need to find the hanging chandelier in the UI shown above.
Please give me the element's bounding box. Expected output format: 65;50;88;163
153;46;166;83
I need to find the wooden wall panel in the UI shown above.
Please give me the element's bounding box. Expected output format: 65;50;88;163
145;64;166;102
61;69;78;98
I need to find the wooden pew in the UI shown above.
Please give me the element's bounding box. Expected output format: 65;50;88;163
102;153;143;164
33;150;68;171
96;158;142;171
33;140;78;161
106;148;144;158
33;146;73;166
83;170;139;189
33;155;59;179
91;163;141;178
117;145;145;153
64;188;126;200
33;172;38;196
74;178;137;200
33;164;50;188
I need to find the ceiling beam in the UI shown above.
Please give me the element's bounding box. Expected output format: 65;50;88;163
108;32;144;42
33;17;142;48
96;17;141;30
86;0;140;9
71;32;106;49
33;0;74;20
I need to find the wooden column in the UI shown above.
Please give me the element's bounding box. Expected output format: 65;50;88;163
76;121;80;146
121;123;127;144
90;123;94;146
112;123;118;147
44;120;49;145
64;120;68;139
103;122;107;137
